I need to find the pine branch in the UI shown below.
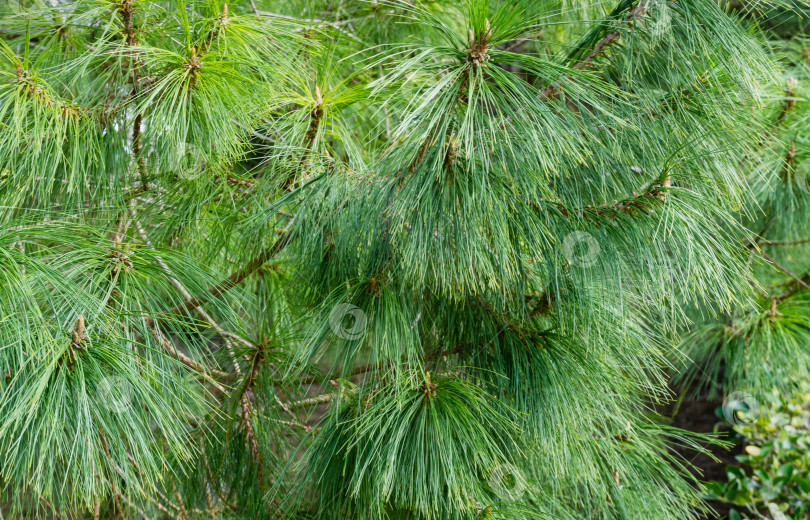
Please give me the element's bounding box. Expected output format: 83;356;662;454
0;1;790;517
10;64;98;119
760;250;810;292
171;483;188;520
257;11;363;41
167;219;295;317
146;323;230;388
273;393;311;431
118;0;148;190
549;174;671;218
285;86;325;191
541;0;649;100
237;352;263;481
119;494;153;520
142;494;179;520
772;76;799;128
99;432;127;520
39;497;63;520
200;444;238;513
765;238;810;246
285;393;333;409
773;271;810;304
133;220;267;479
131;208;257;350
745;78;804;264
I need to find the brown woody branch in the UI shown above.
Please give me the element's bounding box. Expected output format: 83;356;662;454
552;175;670;218
117;0;149;190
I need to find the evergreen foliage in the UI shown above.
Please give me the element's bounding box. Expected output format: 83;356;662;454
0;0;803;519
675;29;810;399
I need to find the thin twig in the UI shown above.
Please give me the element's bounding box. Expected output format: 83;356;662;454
130;205;257;352
171;483;188;520
39;497;63;520
118;495;151;520
760;250;810;292
99;432;127;520
167;218;295;317
284;393;333;409
145;323;229;391
540;1;649;101
269;418;311;431
765;237;810;246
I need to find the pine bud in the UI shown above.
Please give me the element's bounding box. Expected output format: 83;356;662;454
787;75;798;94
70;314;89;349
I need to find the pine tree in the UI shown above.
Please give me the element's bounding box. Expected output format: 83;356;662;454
675;10;810;405
0;0;793;519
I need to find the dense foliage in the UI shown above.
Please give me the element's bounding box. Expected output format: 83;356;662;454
706;389;810;519
0;0;807;519
676;29;810;399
